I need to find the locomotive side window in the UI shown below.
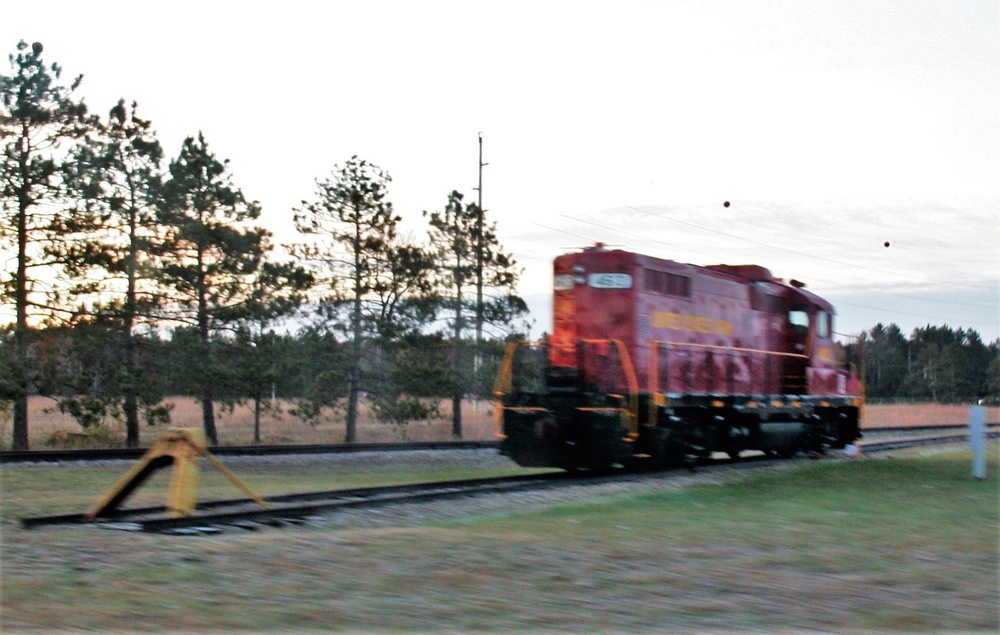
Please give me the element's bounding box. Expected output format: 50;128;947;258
817;310;832;339
645;269;665;293
671;274;691;297
751;285;782;313
644;269;691;298
789;306;809;333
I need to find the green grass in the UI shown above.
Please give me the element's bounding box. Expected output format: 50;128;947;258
2;447;998;633
1;459;550;519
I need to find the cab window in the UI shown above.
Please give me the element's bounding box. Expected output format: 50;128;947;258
789;306;809;333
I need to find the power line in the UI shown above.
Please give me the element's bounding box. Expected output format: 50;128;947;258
624;204;899;278
553;206;994;311
535;211;997;332
826;296;999;329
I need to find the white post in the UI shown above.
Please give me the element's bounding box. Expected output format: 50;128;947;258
969;405;987;480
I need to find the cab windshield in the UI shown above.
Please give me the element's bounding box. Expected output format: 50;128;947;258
816;310;832;338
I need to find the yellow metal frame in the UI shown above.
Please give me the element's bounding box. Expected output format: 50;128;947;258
492;341;527;439
85;428;269;520
491;339;640;440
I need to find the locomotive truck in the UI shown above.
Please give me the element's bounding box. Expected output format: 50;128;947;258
494;244;862;470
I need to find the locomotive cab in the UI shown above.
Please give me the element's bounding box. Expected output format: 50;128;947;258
780;284;858;398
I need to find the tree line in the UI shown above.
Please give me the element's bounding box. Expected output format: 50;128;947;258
1;41;527;449
847;323;1000;404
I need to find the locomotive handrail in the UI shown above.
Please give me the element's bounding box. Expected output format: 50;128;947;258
833;331;866;421
648;340;812;418
492;341;530;438
492;341;523;398
653;340;809;359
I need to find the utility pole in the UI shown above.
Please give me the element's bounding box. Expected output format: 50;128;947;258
474;132;486;349
469;132;488;423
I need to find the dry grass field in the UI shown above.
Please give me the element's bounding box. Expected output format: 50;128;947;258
862;401;998;427
1;395;996;449
1;395;499;449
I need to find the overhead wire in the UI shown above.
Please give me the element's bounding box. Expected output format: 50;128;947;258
534;205;997;332
550;205;994;310
625;205;902;278
620;204;994;310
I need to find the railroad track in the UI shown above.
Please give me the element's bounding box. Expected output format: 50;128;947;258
22;471;575;534
20;430;995;535
3;424;996;465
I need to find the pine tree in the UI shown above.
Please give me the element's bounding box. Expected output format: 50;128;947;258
292;156;415;442
225;259;313;443
61;99;166;446
425;190;527;437
0;40;92;449
156;133;270;445
860;323;909;399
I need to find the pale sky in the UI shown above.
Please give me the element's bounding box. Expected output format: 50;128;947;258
4;0;998;342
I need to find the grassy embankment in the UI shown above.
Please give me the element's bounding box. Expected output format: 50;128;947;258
2;446;997;632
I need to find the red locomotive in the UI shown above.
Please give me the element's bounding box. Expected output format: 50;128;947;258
494;244;862;469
